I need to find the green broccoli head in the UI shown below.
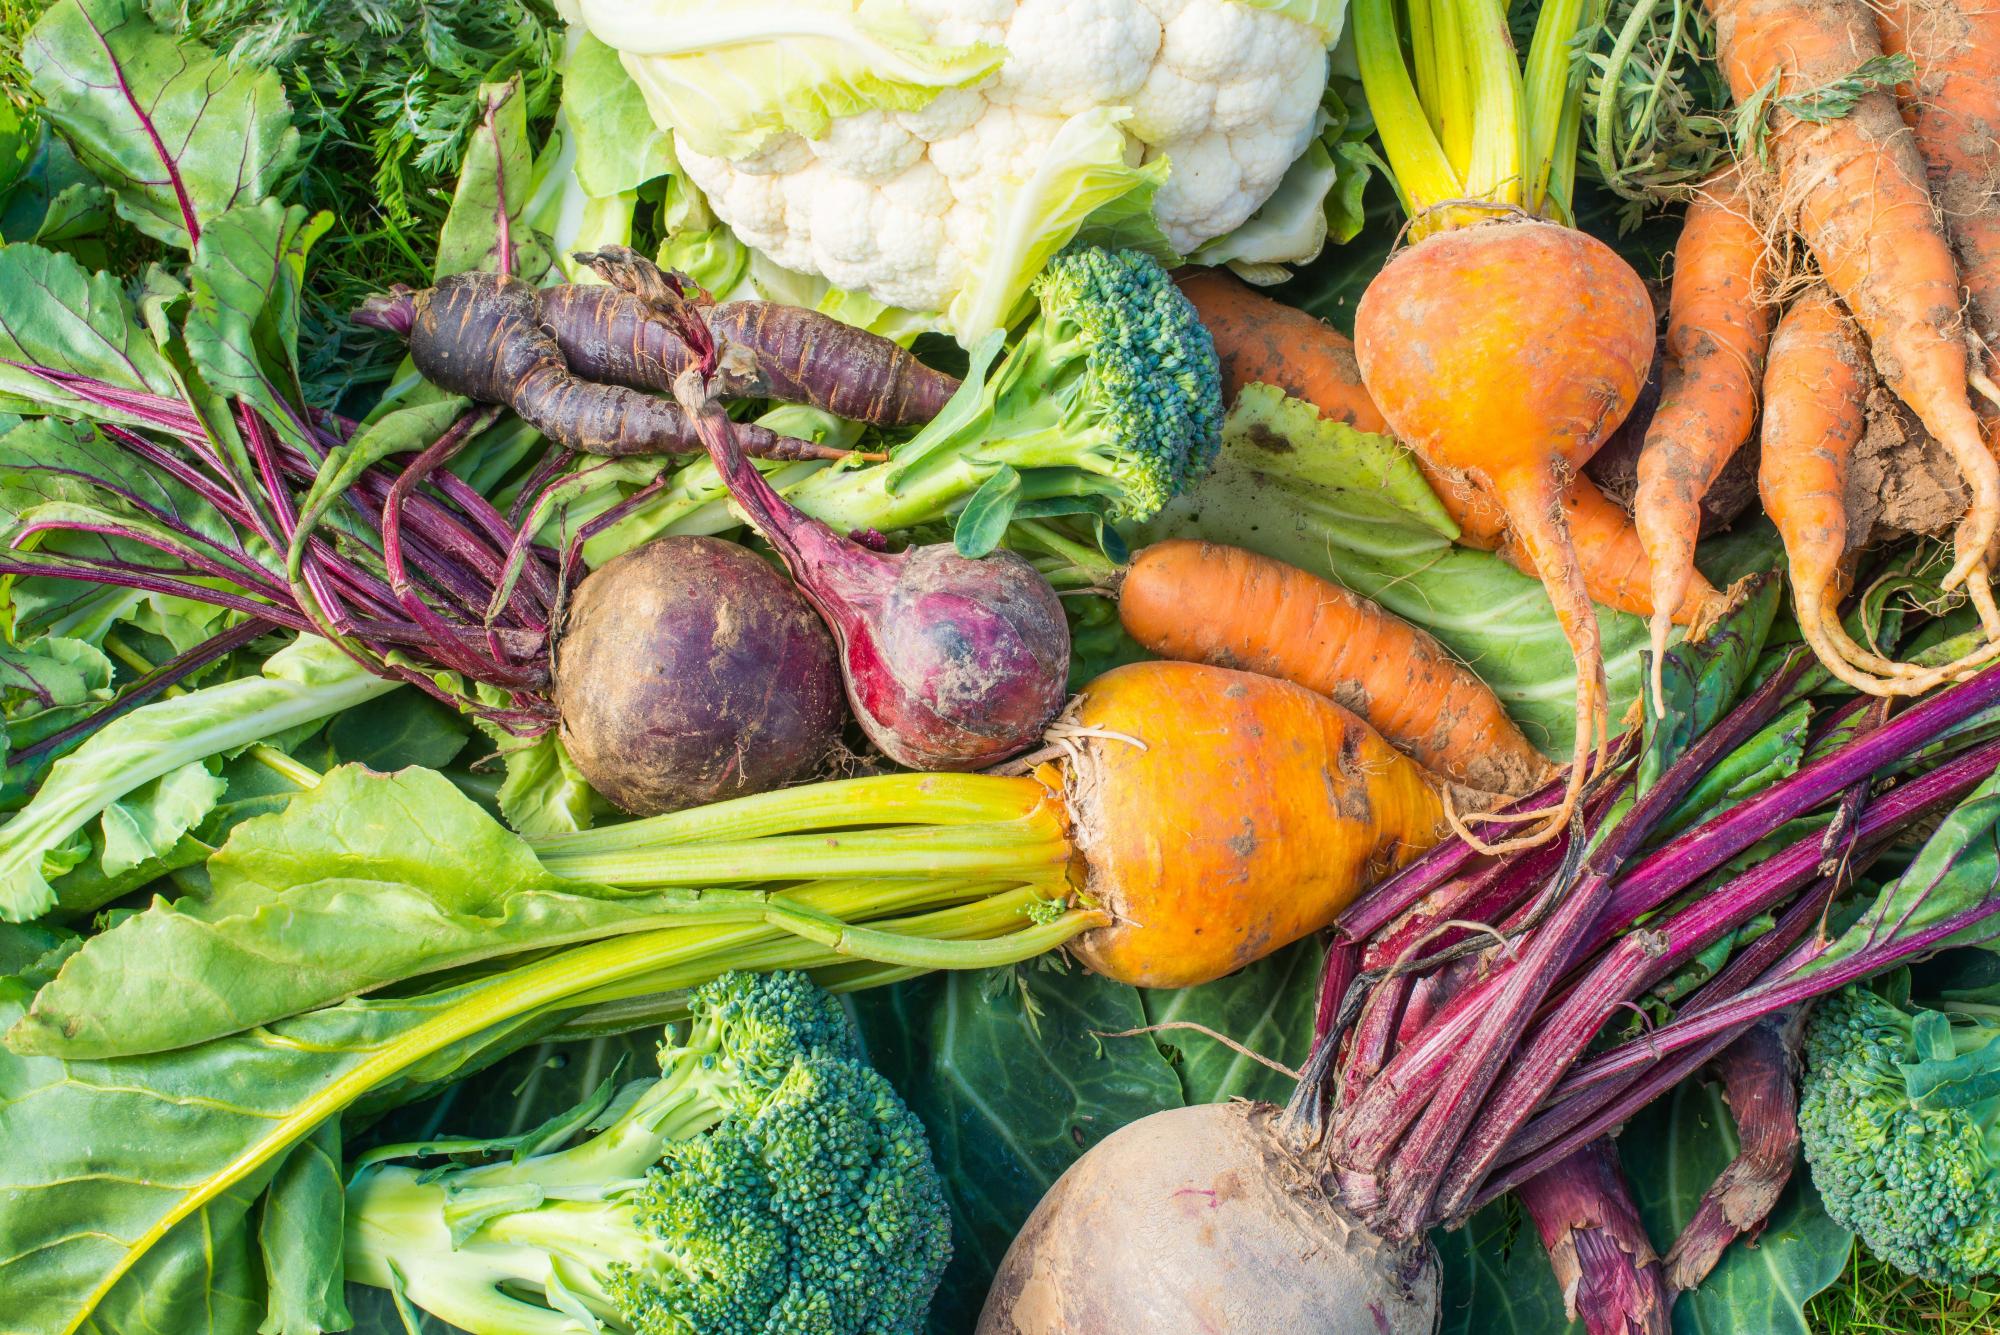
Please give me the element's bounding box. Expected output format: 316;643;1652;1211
1004;244;1225;520
343;970;952;1335
783;244;1222;549
1800;985;2000;1285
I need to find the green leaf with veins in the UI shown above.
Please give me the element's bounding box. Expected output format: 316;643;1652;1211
184;199;333;451
477;724;600;838
433;78;552;283
96;757;225;878
258;1118;351;1335
5;766;726;1059
23;0;298;250
851;967;1184;1334
1432;1198;1580;1335
0;244;179;419
0;636;393;923
565;31;674;199
0;969;563;1335
1138;937;1325;1106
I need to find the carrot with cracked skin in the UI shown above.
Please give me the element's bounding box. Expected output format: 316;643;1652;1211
1179;267;1719;624
1634;167;1773;702
1710;0;2000;595
1759;289;1895;692
1875;0;2000;348
1117;538;1554;797
355;272;858;462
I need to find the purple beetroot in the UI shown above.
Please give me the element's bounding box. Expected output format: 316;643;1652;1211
554;536;845;813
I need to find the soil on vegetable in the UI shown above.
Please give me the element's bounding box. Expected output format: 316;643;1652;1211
1848;386;1969;545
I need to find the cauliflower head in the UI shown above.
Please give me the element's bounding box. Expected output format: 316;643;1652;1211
573;0;1342;335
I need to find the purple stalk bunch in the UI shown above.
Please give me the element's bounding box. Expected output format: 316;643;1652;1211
1288;581;2000;1325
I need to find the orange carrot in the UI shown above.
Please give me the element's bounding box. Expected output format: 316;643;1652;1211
1356;221;1657;848
1051;660;1445;989
1711;0;2000;592
1634;168;1773;696
1118;539;1554;797
1177;267;1390;434
1875;0;2000;348
1181;268;1720;625
1760;289;1893;691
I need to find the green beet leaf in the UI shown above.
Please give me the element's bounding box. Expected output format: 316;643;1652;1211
0;244;178;419
7;765;729;1058
23;0;298;251
1809;763;2000;972
0;636;393;922
184;198;333;452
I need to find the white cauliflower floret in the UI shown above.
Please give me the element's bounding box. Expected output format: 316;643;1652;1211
806;110;925;180
994;0;1159;114
1126;60;1215;143
595;0;1334;324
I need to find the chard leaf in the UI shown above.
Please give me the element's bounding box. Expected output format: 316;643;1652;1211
0;969;559;1335
479;725;599;838
23;0;298;251
1137;383;1650;753
0;636;393;922
0;244;179;418
433;79;552;284
184;198;332;452
8;766;722;1058
96;757;225;877
257;1119;350;1335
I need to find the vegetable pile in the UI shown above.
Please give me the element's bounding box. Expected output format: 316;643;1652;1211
3;0;2000;1331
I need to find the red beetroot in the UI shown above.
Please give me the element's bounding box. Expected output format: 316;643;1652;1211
670;356;1069;771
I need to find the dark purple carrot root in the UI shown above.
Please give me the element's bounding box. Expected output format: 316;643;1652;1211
573;245;958;427
396;272;852;462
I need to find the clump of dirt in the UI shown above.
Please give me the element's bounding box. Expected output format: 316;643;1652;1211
1847;386;1969;547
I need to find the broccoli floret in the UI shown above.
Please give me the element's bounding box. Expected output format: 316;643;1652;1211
343;971;952;1335
787;244;1223;545
1799;984;2000;1285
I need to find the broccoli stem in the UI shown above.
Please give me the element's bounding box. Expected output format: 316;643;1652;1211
346;1165;593;1335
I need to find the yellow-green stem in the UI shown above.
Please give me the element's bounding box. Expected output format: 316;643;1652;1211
103;632;323;788
528;772;1056;856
